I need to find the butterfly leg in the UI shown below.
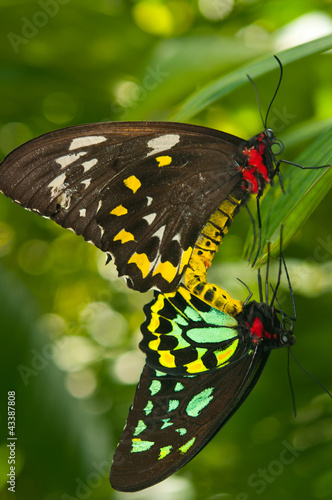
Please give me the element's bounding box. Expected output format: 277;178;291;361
184;195;243;316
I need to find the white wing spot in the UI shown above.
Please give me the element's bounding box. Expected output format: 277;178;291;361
143;213;157;225
82;158;98;172
148;254;159;274
146;134;180;157
57;192;72;210
97;224;105;237
81;179;91;188
146;196;153;206
48;173;67;197
69;136;107;150
97;200;103;213
172;233;181;243
56;152;87;169
79;208;86;217
152;225;166;242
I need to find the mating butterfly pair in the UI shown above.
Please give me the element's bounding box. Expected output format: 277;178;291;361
0;58;328;492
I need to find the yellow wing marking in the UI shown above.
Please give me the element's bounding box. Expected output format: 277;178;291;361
179;247;192;274
110;205;128;216
156;155;172;167
185;358;209;374
215;339;239;366
152;260;177;282
148;337;161;350
113;229;135;243
128;252;150;278
158;350;176;368
123;175;141;193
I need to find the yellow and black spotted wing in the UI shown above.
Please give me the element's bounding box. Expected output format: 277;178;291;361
0;121;275;292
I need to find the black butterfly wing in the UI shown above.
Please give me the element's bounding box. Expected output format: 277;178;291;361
110;348;270;492
0;121;246;292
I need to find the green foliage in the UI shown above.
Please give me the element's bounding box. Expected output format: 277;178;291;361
171;35;332;122
254;127;332;265
0;1;332;500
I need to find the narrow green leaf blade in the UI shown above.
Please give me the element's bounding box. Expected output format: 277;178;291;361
170;34;332;122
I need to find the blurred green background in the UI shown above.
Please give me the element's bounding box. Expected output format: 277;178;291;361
1;1;332;499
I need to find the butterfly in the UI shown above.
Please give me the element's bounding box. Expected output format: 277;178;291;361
0;120;277;293
110;256;296;492
0;59;327;299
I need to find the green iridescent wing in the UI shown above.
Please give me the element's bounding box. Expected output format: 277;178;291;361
139;285;243;375
110;355;268;492
110;287;270;492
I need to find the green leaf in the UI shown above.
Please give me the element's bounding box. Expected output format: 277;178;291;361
170;34;332;122
250;127;332;265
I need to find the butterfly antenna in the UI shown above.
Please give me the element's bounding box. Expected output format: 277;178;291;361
287;348;297;418
265;242;271;305
272;289;295;321
257;267;264;303
264;55;283;129
237;277;253;305
282;253;297;321
270;225;284;307
247;73;265;129
252;196;262;266
289;347;332;399
270;283;287;320
245;203;257;263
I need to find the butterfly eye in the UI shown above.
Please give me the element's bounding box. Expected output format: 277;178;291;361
281;333;290;345
280;322;295;346
265;128;275;141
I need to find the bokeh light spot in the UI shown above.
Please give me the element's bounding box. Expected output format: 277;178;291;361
65;368;97;399
80;301;128;348
275;12;332;50
53;335;102;372
199;0;234;21
18;239;52;275
112;350;145;384
43;91;78;124
133;1;174;36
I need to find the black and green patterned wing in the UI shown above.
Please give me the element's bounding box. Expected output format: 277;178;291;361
110;352;267;492
139;285;244;375
110;287;270;491
110;284;297;491
0;121;247;292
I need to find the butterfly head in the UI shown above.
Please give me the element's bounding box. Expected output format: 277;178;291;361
242;127;284;195
237;300;296;350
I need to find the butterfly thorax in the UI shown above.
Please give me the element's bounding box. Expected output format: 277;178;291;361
242;129;277;195
236;300;295;350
